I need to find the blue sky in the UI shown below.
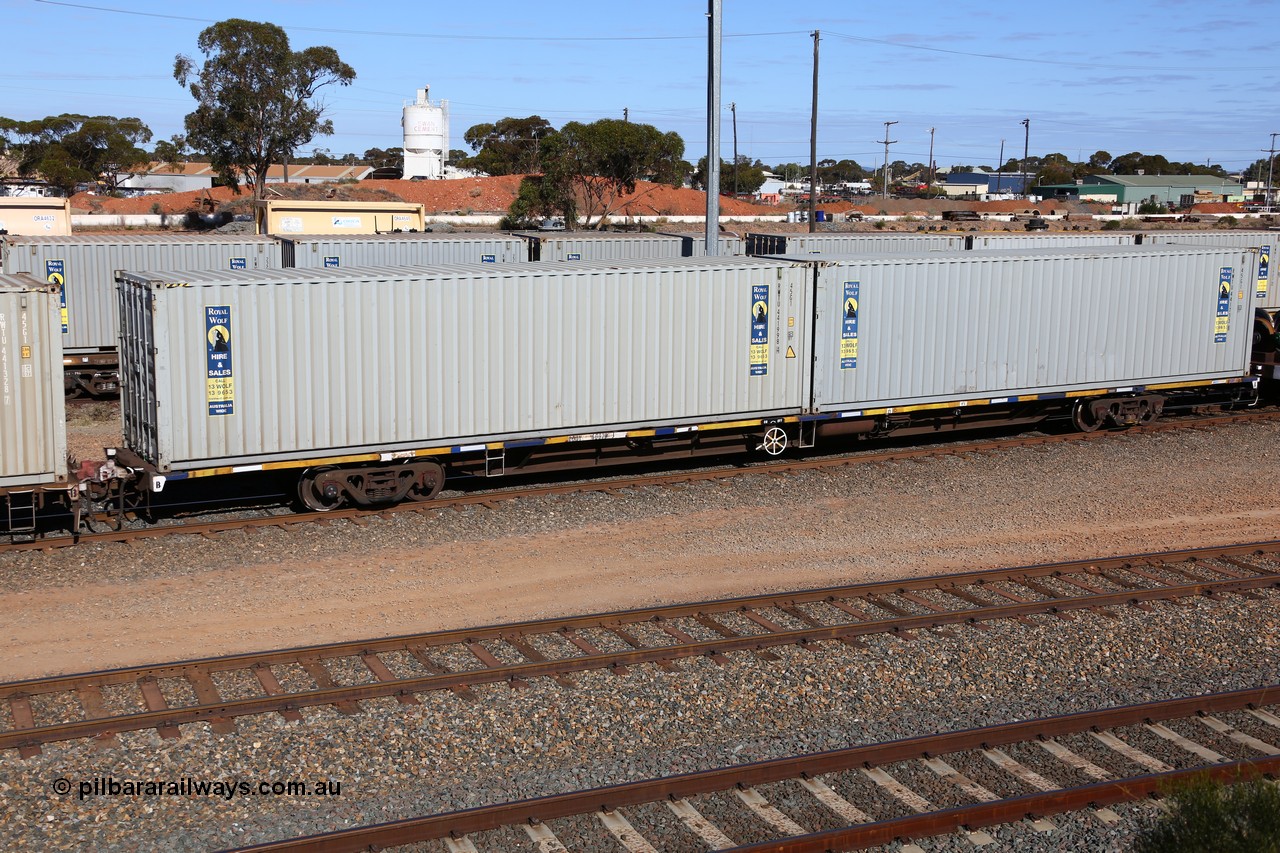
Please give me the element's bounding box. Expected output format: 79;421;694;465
8;0;1280;174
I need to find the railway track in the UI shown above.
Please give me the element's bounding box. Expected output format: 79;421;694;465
225;685;1280;853
5;407;1276;555
2;541;1277;758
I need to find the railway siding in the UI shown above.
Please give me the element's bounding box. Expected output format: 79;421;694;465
0;549;1277;851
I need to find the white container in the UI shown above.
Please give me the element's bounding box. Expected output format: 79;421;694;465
0;275;67;488
279;232;527;268
517;232;684;262
0;234;283;355
788;245;1258;414
747;233;965;255
117;257;813;472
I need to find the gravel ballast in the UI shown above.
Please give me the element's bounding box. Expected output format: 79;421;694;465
2;419;1279;850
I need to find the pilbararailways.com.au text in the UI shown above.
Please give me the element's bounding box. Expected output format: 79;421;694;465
53;776;342;801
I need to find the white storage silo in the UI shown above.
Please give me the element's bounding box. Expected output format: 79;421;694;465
402;86;449;180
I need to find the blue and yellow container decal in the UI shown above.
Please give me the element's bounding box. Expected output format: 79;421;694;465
840;280;859;370
1258;246;1270;300
750;284;769;376
1214;267;1232;344
45;259;67;333
205;305;234;416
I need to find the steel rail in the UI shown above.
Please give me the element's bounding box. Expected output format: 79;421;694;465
221;685;1280;852
4;539;1275;695
6;408;1276;555
2;545;1277;753
729;758;1280;852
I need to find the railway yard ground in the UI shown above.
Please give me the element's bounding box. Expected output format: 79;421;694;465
2;407;1279;850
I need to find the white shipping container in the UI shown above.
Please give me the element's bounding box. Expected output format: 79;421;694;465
657;232;745;257
0;275;67;488
118;257;812;472
0;234;283;355
794;246;1257;413
747;233;965;256
280;232;527;268
518;232;684;262
966;233;1137;249
1141;232;1274;310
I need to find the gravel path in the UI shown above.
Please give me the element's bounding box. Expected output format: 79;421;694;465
1;419;1278;850
2;420;1278;678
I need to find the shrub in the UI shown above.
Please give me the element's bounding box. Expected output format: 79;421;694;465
1218;215;1238;227
1132;774;1280;853
1101;219;1122;230
872;220;886;229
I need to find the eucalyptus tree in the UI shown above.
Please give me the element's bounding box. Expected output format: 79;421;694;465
174;19;355;198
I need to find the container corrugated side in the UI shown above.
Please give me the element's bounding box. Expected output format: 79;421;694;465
746;233;965;256
0;276;67;487
1;235;283;354
519;233;685;262
967;233;1137;249
656;232;745;257
119;258;811;471
802;246;1257;413
1142;232;1274;309
280;233;528;268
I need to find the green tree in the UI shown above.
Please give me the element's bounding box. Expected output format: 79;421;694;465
362;147;403;168
505;175;575;229
462;115;555;175
0;114;152;195
540;119;686;228
1134;775;1280;853
152;135;189;171
692;155;767;195
1088;150;1113;171
173;18;355;199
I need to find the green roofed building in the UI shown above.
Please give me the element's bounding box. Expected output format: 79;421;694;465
1035;174;1243;207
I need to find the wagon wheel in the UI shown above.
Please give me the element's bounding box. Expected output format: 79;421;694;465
406;461;446;502
297;467;344;512
759;426;790;456
1070;399;1103;433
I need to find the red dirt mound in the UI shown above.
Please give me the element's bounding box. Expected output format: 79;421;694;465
74;175;780;219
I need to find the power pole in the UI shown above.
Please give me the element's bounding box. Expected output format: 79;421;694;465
623;107;629;122
705;0;721;255
1267;132;1278;210
1020;118;1030;196
927;127;936;193
878;120;898;200
995;139;1004;194
731;101;739;197
808;30;820;232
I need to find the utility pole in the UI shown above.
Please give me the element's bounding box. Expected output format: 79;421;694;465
705;0;721;256
808;30;820;232
731;101;739;197
927;127;936;193
878;120;898;200
1020;118;1030;197
1267;132;1278;210
623;107;629;122
995;139;1004;194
